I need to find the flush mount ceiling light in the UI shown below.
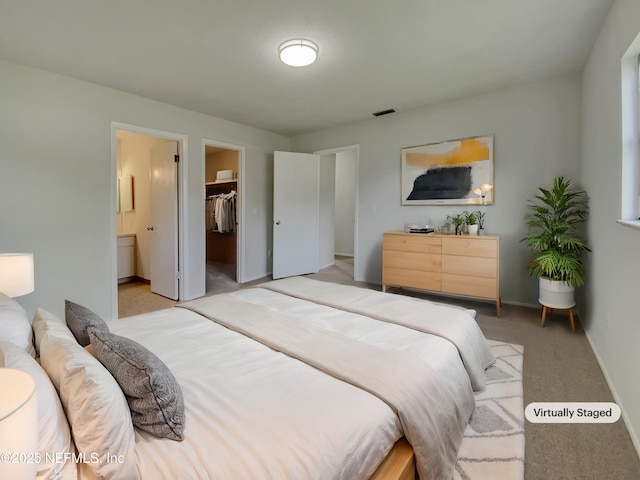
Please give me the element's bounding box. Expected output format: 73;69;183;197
278;39;318;67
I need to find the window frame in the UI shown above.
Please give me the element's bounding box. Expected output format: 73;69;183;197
619;38;640;230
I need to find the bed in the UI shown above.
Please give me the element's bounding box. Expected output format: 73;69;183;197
0;276;494;480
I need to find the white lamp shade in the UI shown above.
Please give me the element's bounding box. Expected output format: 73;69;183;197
279;39;318;67
0;369;38;480
0;253;34;297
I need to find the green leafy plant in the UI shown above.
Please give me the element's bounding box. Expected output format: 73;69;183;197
463;211;479;225
521;176;590;287
447;213;466;235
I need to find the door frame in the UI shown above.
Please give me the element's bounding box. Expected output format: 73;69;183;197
313;144;360;281
202;138;246;284
110;122;188;316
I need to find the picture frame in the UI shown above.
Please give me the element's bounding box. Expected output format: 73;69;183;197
401;134;494;205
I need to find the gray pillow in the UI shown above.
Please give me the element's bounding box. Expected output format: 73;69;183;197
88;329;185;441
65;300;109;347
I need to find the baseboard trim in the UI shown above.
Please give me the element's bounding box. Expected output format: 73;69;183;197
117;275;149;285
584;330;640;460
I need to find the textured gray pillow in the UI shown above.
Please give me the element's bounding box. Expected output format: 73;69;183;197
88;329;185;441
65;300;109;347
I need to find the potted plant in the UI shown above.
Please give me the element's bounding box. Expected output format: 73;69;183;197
521;176;589;308
463;211;479;235
476;210;486;235
447;213;465;235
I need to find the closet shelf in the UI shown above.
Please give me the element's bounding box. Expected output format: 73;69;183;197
206;180;237;197
206;180;237;186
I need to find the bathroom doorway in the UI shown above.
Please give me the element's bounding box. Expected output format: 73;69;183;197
114;127;185;317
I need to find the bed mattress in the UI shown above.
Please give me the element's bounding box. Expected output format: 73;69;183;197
108;278;488;479
110;306;401;479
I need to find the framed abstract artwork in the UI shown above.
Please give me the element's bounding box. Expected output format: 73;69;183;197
401;134;494;205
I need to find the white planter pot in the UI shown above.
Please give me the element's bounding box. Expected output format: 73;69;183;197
538;278;575;309
467;224;479;235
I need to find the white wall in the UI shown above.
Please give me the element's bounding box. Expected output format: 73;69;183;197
581;0;640;454
205;149;238;183
0;60;289;321
291;74;583;305
335;150;357;256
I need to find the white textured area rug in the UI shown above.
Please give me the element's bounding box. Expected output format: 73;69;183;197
454;340;525;480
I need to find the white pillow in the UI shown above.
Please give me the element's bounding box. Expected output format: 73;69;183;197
0;341;77;480
39;335;139;480
32;307;77;355
0;292;35;357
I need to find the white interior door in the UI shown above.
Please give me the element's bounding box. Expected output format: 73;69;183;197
273;151;320;279
150;141;179;299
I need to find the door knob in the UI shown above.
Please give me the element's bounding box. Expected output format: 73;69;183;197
275;221;281;225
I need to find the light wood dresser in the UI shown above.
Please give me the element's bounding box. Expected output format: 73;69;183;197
382;231;501;316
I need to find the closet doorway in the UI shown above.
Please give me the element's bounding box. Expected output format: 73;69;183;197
204;141;244;294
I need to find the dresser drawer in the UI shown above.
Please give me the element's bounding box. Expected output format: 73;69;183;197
382;232;500;315
441;237;497;258
442;255;497;278
383;234;441;253
383;267;442;292
442;273;497;299
384;250;441;272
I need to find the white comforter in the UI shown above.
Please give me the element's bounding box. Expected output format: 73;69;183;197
109;279;489;479
110;307;401;480
182;284;477;480
260;277;495;392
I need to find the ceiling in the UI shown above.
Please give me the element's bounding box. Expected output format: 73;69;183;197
0;0;614;136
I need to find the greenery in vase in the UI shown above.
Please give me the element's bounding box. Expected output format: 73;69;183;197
521;176;590;287
463;211;479;226
447;213;466;235
476;211;485;229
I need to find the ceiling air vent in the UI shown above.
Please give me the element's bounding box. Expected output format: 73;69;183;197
372;108;397;117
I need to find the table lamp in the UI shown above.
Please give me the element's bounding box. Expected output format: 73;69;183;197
0;253;34;297
0;368;38;480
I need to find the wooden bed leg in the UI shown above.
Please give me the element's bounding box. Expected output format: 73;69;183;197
382;284;387;293
496;298;501;317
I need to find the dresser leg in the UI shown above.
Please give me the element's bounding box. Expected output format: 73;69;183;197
496;299;501;317
382;284;387;293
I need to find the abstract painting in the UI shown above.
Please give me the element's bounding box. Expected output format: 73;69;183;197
401;134;494;205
